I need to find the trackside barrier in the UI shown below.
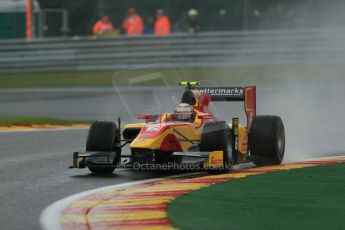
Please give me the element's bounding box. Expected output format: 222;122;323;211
1;28;345;73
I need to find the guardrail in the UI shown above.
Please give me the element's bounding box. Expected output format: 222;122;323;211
1;28;345;73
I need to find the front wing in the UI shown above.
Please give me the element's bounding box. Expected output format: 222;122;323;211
70;151;224;170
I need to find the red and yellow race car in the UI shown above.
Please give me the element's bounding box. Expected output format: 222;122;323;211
71;82;285;174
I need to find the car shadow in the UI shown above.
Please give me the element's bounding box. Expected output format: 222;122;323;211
70;168;205;179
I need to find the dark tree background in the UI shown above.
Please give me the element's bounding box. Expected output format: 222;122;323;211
36;0;345;36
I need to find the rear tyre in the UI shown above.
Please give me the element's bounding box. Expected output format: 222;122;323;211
200;121;232;174
86;121;121;174
249;115;285;166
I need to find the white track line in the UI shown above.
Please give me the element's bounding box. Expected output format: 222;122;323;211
39;163;254;230
40;172;204;230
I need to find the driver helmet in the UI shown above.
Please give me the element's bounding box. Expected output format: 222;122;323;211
174;103;193;121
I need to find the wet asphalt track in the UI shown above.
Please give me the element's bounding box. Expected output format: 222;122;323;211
0;85;345;230
0;129;184;230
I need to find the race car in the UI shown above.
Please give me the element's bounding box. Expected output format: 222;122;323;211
70;82;285;174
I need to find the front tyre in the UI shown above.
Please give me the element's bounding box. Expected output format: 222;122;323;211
86;121;121;174
249;115;285;166
200;121;232;174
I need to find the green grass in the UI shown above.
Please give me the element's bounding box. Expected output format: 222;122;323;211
0;71;114;88
0;117;91;126
168;163;345;230
0;63;344;88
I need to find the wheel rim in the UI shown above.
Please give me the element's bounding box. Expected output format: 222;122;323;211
277;126;285;157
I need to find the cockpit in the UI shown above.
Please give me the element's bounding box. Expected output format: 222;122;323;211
172;103;195;122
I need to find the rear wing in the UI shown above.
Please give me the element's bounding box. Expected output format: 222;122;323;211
196;86;256;129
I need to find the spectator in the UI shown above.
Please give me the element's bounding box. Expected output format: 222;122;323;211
144;16;154;34
92;15;114;36
154;9;171;36
122;8;144;36
187;9;201;33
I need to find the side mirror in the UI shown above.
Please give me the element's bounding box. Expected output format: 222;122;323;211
137;114;153;123
197;114;213;120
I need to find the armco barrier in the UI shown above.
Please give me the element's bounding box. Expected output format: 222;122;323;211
1;28;345;73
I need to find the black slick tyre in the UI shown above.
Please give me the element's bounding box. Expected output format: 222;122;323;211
200;121;232;174
248;115;285;166
86;121;121;174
